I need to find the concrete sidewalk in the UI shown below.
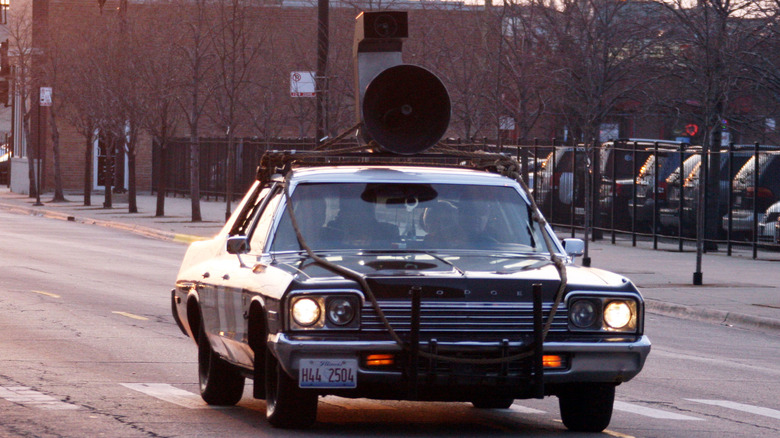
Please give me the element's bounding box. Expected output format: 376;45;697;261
2;187;779;334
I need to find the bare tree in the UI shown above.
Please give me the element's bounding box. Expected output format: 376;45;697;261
659;0;770;250
172;0;219;222
532;0;666;143
209;0;265;220
133;5;184;217
494;2;553;143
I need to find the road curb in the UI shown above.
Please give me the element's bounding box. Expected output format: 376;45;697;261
0;201;206;245
645;299;780;333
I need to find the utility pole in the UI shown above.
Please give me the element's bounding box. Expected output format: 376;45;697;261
315;0;329;145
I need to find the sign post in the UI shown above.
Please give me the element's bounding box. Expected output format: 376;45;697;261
290;71;316;97
33;87;51;206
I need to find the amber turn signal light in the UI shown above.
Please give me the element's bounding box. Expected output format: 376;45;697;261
365;354;394;366
542;355;564;368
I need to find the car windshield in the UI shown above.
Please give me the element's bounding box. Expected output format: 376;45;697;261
271;182;550;253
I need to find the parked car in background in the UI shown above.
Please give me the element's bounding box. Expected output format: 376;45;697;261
759;201;780;244
535;146;587;224
621;142;694;231
598;139;672;230
660;147;757;236
723;150;780;239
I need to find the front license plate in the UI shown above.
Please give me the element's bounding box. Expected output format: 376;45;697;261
299;358;357;388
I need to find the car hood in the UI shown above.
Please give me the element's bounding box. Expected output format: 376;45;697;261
272;252;634;301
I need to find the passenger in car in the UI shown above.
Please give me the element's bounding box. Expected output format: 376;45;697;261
324;194;399;249
422;201;465;248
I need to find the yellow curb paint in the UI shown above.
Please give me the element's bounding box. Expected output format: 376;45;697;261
31;290;60;298
112;311;149;321
173;234;207;244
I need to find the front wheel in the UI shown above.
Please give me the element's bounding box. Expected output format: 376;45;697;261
558;383;615;432
197;325;245;406
265;353;318;428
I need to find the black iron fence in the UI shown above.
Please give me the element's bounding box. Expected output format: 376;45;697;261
153;138;780;257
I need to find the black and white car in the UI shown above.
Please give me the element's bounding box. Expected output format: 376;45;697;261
171;149;651;432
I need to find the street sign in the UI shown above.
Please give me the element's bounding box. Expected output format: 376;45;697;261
39;87;52;106
290;71;315;97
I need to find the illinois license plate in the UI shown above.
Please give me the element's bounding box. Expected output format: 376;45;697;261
299;358;357;388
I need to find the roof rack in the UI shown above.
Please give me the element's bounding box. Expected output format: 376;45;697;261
256;140;525;185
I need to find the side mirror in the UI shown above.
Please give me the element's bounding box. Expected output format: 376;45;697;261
562;238;584;259
226;236;249;255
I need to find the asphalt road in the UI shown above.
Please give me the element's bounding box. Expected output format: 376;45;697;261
1;211;778;438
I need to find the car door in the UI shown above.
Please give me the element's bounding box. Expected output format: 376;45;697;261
199;184;283;367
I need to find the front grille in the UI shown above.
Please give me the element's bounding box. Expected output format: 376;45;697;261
360;301;568;335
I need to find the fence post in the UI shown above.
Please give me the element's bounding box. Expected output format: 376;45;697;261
727;142;734;256
550;138;557;225
631;142;637;247
653;142;659;250
753;142;760;259
678;144;685;252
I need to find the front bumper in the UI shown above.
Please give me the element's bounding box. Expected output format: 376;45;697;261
269;333;651;399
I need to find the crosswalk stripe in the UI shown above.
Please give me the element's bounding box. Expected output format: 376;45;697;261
0;386;79;410
614;401;703;420
121;383;224;409
686;399;780;420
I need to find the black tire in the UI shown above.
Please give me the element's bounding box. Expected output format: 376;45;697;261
471;397;514;409
558;383;615;432
197;325;245;406
265;352;318;428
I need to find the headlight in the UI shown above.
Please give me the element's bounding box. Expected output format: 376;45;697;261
569;299;599;329
567;294;640;333
604;301;632;329
291;298;321;327
327;298;356;326
287;291;362;330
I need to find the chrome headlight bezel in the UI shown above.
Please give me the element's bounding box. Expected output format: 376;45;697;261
287;290;362;331
567;292;641;333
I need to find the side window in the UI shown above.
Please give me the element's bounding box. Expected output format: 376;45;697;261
248;189;283;253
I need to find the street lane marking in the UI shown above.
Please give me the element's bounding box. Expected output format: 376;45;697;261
31;290;60;298
614;401;703;420
686;399;780;420
508;404;546;414
321;395;396;410
121;383;224;409
112;311;148;321
0;386;79;410
603;430;635;438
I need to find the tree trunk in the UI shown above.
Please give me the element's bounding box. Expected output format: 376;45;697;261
128;144;137;213
225;132;234;221
103;136;114;208
84;132;92;206
155;137;166;217
48;104;67;202
190;132;202;222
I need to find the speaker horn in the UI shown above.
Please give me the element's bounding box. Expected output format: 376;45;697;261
361;64;451;155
